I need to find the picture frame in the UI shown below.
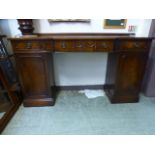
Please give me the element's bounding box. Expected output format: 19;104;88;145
48;19;90;22
104;19;127;29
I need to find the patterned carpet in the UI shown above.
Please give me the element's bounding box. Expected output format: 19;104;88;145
2;90;155;135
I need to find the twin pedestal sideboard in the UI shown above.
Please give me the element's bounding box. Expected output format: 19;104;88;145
9;33;153;107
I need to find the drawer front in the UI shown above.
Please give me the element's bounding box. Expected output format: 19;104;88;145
116;40;151;51
55;40;114;52
12;40;53;51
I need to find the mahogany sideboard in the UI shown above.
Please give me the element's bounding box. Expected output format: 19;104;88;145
9;33;153;107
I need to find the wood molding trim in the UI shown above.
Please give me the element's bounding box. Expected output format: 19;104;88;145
55;84;108;90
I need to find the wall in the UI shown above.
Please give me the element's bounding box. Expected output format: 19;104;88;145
0;19;21;36
33;19;152;37
0;19;152;86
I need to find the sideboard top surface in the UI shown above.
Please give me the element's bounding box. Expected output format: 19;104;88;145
9;33;154;41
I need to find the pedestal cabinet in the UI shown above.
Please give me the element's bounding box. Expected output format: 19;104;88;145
105;51;148;103
15;52;54;106
105;39;151;103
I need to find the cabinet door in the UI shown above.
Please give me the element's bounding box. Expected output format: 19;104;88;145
115;52;148;98
15;52;54;106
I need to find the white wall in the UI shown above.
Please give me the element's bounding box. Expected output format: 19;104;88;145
0;19;152;37
0;19;20;36
0;19;152;86
33;19;152;36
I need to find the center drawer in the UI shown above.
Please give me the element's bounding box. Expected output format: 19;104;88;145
54;40;114;52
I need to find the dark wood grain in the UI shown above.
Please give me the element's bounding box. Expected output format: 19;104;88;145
54;40;114;52
115;39;151;51
11;40;53;52
10;33;153;105
8;33;136;40
15;52;54;107
36;32;135;37
105;38;151;103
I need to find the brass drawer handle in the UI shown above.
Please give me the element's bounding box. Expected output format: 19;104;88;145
75;41;83;48
102;42;108;49
61;41;66;49
87;41;96;48
133;43;140;48
26;42;32;49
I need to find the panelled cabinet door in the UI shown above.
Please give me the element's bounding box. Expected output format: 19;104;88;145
15;52;54;106
115;52;148;97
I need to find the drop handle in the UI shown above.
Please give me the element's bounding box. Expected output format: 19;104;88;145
26;42;32;49
76;44;83;48
75;41;83;48
133;43;140;48
102;42;108;49
61;42;66;49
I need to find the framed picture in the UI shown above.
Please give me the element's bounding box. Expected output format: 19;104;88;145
48;19;90;22
104;19;127;29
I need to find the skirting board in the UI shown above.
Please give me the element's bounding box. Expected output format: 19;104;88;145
55;84;108;91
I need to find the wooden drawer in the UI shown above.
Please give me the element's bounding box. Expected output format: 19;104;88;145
116;40;151;51
55;40;114;52
96;40;114;51
12;40;53;51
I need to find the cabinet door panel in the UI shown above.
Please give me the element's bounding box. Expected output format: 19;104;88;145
17;55;48;97
15;52;53;106
116;52;148;96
